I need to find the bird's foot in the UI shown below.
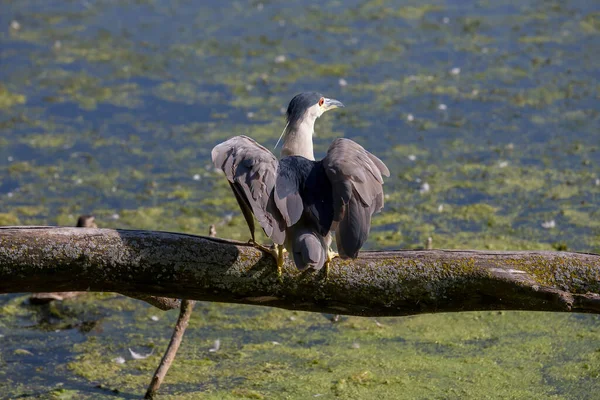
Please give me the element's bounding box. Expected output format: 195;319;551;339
248;240;286;280
248;239;275;255
276;244;285;280
324;249;339;281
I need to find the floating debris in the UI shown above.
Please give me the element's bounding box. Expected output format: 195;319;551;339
419;182;431;194
274;55;286;64
271;341;281;345
289;316;296;321
53;40;62;50
595;178;599;186
7;192;13;198
406;113;414;122
110;213;120;220
129;348;154;360
329;314;341;323
113;356;126;364
438;104;447;111
442;17;450;24
14;349;33;356
338;78;348;87
541;220;556;229
426;237;433;250
10;20;21;31
150;315;159;322
209;339;221;353
374;320;384;327
498;161;509;168
438;204;444;212
408;154;416;161
247;112;255;119
193;174;201;181
450;67;461;75
351;342;360;349
7;156;13;162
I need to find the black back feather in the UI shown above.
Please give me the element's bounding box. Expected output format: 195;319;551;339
275;156;333;236
303;161;334;236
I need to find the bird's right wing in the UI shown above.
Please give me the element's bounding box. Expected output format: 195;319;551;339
211;135;285;244
322;138;390;258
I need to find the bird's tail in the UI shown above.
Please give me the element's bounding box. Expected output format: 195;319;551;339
291;229;327;271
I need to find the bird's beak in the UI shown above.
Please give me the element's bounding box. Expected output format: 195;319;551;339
322;98;345;111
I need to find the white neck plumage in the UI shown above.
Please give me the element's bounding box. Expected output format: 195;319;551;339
280;116;316;161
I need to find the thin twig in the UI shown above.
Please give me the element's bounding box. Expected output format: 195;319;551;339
144;299;196;399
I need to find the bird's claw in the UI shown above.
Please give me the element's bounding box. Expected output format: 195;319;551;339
324;249;339;281
248;239;274;254
249;240;285;281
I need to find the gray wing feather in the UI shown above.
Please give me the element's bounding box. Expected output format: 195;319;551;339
212;135;285;244
323;138;389;258
274;159;305;226
228;181;257;242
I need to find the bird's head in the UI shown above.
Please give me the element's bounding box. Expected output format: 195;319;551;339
286;92;344;127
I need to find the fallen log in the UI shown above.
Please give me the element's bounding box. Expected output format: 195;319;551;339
0;226;599;316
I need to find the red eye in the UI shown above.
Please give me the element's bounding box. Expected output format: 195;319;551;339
319;97;325;106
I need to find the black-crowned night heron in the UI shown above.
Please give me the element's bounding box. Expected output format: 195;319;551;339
212;92;389;277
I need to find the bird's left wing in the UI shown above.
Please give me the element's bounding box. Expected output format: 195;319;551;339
211;135;285;244
322;138;390;258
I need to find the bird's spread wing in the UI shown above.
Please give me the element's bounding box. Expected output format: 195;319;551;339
275;156;333;236
211;135;285;244
322;138;390;258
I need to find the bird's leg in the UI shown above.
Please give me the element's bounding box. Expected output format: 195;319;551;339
324;248;339;281
248;239;275;255
248;240;286;280
276;244;285;279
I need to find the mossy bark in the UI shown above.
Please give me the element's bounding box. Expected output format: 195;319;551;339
0;226;599;316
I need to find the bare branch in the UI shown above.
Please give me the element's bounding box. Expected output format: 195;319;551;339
1;226;599;316
145;299;195;399
117;292;181;311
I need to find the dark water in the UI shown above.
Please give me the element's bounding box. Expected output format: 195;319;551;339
1;0;599;398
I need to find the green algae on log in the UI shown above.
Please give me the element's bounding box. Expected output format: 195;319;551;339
0;226;599;317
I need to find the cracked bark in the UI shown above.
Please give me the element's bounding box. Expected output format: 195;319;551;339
1;226;599;316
